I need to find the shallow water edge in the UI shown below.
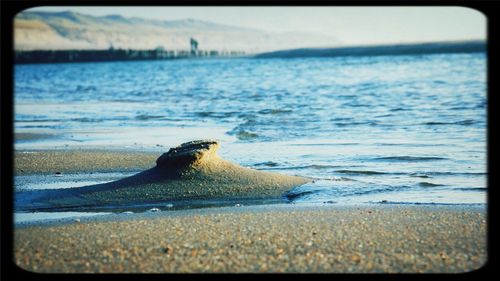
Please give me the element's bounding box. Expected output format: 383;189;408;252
14;202;487;228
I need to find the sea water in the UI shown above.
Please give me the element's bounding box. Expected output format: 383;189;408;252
14;53;487;221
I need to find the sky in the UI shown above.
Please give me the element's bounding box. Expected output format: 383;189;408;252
28;6;486;46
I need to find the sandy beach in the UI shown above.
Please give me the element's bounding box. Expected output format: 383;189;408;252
13;149;487;273
14;204;486;273
15;150;158;175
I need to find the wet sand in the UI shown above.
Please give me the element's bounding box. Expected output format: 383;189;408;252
14;204;486;273
15;150;158;175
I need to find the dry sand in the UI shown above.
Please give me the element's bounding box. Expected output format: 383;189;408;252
14;204;486;273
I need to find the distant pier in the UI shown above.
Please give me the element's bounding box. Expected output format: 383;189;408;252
14;48;247;64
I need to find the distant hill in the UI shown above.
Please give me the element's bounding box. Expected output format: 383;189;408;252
14;11;340;53
254;40;486;58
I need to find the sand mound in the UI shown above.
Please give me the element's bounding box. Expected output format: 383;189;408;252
18;140;310;211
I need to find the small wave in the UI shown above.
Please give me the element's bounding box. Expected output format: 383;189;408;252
75;85;97;92
334;170;386;175
342;185;414;197
476;101;486;109
135;114;166;120
455;119;476;126
343;103;371;108
423;122;450;126
390;108;407;112
330;117;354;122
286;184;414;202
374;114;394;118
253;161;280;167
195;111;238;118
108;99;141;103
338;95;356;99
450;106;474;110
227;120;264;141
374;156;447;162
18;125;59;129
196;111;214;118
16;118;61;123
422;120;476;126
424;172;487;176
417;182;445;187
19;117;131;123
70;117;98;123
234;130;260;140
258;109;293;115
289;143;360;146
376;143;453;147
335;121;374;127
70;117;124;123
285;190;316;200
319;177;354;181
453;187;487;191
409;173;431;178
267;164;342;170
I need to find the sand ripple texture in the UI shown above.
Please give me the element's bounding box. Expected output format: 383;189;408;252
14;205;486;273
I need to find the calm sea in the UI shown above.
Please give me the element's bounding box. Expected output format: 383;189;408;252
14;53;487;218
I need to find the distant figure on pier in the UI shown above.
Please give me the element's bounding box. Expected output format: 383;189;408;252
190;38;199;56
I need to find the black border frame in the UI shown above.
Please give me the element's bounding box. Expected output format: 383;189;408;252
1;1;497;279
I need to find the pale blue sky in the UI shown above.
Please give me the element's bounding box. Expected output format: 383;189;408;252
28;6;486;46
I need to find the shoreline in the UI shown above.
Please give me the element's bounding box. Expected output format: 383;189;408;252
14;147;487;210
13;148;488;272
14;202;486;228
14;204;487;273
